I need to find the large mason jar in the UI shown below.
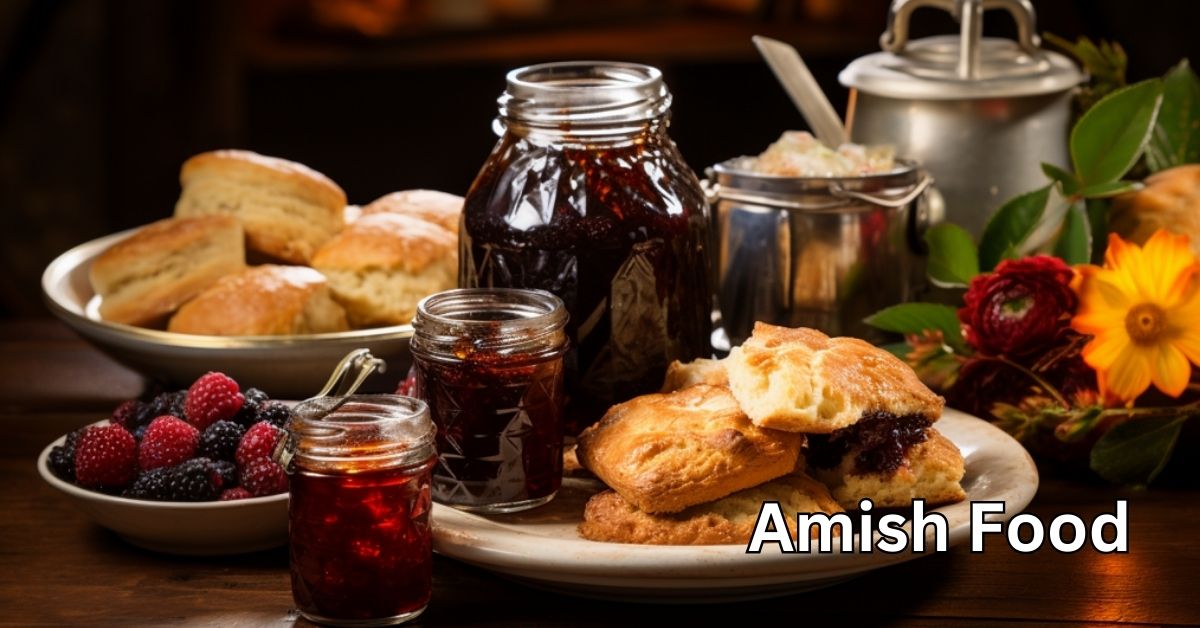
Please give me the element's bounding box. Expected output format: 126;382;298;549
460;61;713;432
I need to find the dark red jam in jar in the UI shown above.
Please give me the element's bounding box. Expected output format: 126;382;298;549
411;288;568;513
460;62;713;432
284;395;436;626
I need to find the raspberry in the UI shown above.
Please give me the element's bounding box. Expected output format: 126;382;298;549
123;467;172;501
197;420;245;462
185;372;244;430
166;457;221;501
74;425;137;489
138;416;199;471
240;459;288;496
48;428;85;482
110;400;141;430
210;459;238;489
236;421;282;469
256;402;293;429
219;487;253;501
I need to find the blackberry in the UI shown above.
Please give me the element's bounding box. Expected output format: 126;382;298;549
166;457;220;501
47;429;84;482
123;467;173;501
235;388;269;427
197;420;245;461
210;459;238;489
149;390;188;421
129;390;187;437
256;402;293;429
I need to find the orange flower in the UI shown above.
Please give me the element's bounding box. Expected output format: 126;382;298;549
1071;230;1200;404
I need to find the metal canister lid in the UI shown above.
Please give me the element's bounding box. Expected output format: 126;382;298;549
840;0;1085;99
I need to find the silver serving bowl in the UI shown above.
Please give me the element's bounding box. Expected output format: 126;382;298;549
42;229;414;397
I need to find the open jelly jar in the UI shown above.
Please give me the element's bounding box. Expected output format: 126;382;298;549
411;288;568;513
283;395;436;626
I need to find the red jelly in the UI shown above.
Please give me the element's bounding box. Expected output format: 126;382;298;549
411;288;568;513
461;61;713;432
285;396;436;626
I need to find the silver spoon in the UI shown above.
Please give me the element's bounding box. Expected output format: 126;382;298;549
753;35;848;147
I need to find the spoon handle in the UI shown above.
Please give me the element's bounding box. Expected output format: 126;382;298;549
753;35;848;147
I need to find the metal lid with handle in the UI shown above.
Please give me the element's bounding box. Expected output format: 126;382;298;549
840;0;1085;99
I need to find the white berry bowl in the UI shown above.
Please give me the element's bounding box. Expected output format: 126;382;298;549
37;424;289;556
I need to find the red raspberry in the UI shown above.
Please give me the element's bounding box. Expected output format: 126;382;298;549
185;372;245;430
138;416;199;471
110;400;140;430
240;459;288;496
74;424;137;489
236;421;283;469
219;487;254;501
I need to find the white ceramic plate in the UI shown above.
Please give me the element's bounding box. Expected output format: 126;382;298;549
42;228;413;398
431;410;1038;602
38;423;289;555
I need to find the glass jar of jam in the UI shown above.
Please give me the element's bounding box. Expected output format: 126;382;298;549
411;288;567;513
284;395;436;626
461;61;714;432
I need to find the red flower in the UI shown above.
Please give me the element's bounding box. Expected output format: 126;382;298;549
958;256;1077;359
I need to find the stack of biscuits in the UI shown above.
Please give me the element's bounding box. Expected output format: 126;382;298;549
576;322;966;545
89;150;462;335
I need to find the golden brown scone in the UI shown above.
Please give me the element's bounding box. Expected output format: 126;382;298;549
343;204;363;225
362;189;463;234
660;358;728;393
810;428;966;509
725;322;944;433
1110;164;1200;255
310;213;457;327
167;265;348;336
175;150;346;263
579;474;842;545
90;216;245;326
576;385;803;514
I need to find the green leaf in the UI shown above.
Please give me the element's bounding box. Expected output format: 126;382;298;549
1041;162;1080;196
1053;202;1092;264
924;223;979;287
1077;180;1141;199
864;303;968;354
978;185;1052;271
1071;79;1164;186
1090;415;1188;485
1085;198;1110;263
1145;60;1200;172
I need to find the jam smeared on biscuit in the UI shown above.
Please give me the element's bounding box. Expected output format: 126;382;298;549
807;411;932;475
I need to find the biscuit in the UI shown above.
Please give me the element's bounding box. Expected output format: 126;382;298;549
89;215;245;326
809;428;966;509
175;149;346;263
167;265;349;336
579;474;842;545
362;189;463;234
660;358;728;393
575;385;803;514
311;212;457;327
725;322;943;433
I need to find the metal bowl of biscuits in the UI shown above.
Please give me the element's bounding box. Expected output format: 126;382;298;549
42;229;414;397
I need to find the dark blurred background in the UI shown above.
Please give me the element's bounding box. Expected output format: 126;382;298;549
2;0;1197;317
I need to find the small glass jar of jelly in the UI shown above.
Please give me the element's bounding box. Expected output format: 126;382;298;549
282;395;436;626
411;288;568;513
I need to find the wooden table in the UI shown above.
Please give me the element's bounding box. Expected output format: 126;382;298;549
1;319;1197;627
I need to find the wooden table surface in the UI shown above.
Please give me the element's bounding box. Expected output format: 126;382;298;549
1;319;1197;627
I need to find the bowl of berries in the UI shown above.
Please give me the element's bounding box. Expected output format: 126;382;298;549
37;372;292;555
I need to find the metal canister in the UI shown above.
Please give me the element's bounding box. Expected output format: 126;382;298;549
839;0;1085;235
706;158;933;347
